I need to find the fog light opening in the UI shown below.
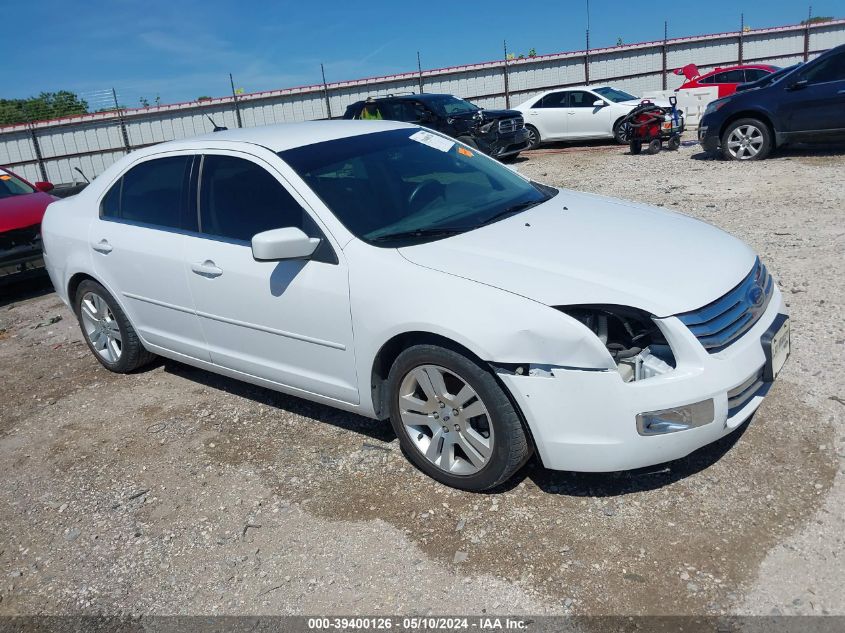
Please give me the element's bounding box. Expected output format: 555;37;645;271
636;399;715;436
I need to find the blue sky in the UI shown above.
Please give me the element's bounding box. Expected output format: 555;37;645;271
3;0;842;107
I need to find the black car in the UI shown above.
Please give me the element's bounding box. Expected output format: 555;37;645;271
699;43;845;160
343;93;529;160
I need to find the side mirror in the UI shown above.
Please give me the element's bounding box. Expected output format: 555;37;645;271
251;227;320;261
787;79;808;91
593;99;606;107
34;181;54;193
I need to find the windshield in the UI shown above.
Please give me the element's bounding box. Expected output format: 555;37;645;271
0;170;35;199
593;87;638;102
423;95;480;116
766;64;801;84
279;129;554;246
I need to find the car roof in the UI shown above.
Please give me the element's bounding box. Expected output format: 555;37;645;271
146;119;414;154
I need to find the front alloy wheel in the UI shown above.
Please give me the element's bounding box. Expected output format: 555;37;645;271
398;364;493;475
386;344;532;491
721;118;772;161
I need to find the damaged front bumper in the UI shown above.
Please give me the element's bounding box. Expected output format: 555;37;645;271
0;243;45;283
497;288;787;472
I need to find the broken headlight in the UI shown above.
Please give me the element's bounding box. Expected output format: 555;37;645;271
557;305;676;382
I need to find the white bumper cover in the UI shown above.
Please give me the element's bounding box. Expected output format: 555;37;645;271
499;288;786;472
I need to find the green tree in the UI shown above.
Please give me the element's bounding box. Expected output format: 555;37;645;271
0;91;89;125
801;16;833;25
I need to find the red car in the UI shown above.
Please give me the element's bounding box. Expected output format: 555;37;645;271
0;167;57;284
675;64;780;98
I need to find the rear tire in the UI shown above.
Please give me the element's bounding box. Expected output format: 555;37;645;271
386;344;532;491
74;279;155;373
648;139;662;154
524;125;541;150
630;140;642;155
667;135;681;150
720;118;772;161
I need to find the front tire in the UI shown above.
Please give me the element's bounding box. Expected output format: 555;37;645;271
74;280;155;373
386;345;531;491
720;118;772;161
524;125;541;150
613;119;630;144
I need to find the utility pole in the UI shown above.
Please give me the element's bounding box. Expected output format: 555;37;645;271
320;64;333;119
229;73;243;128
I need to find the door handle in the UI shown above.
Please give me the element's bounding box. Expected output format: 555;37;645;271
191;260;223;278
92;239;112;254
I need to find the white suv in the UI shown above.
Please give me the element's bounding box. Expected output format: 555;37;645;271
42;121;788;490
514;85;680;148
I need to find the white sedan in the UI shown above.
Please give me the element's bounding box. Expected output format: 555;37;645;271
42;120;787;491
514;85;679;148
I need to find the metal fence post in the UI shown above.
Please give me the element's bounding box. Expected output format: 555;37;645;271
662;21;668;90
585;29;591;84
230;73;243;128
27;124;48;182
112;88;131;153
502;40;511;108
320;64;333;120
739;14;745;64
804;6;812;61
417;52;425;94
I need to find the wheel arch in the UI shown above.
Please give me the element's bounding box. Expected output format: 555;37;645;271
370;331;486;420
67;272;99;314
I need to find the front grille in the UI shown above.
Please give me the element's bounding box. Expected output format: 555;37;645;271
676;258;773;353
498;117;524;134
727;368;767;417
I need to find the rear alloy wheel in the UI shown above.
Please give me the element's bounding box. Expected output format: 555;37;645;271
387;345;531;491
721;118;772;161
74;279;155;373
524;125;541;150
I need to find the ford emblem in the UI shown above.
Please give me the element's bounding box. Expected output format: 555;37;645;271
747;284;765;308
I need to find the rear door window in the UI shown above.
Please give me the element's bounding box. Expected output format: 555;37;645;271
535;91;568;108
100;155;193;230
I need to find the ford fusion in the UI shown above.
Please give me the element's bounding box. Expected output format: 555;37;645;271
41;121;790;491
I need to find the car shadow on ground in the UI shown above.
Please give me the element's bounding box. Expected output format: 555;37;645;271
691;142;845;161
162;356;750;496
0;274;54;309
161;359;396;443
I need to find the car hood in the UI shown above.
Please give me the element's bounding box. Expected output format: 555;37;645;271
0;192;55;233
399;190;755;317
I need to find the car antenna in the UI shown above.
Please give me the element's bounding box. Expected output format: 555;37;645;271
72;166;90;184
206;115;228;132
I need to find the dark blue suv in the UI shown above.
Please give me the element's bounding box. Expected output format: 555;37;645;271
699;43;845;160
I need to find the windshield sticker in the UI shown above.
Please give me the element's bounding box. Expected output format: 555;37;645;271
409;130;454;153
457;146;474;158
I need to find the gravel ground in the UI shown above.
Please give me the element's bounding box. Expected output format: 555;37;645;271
1;137;843;619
